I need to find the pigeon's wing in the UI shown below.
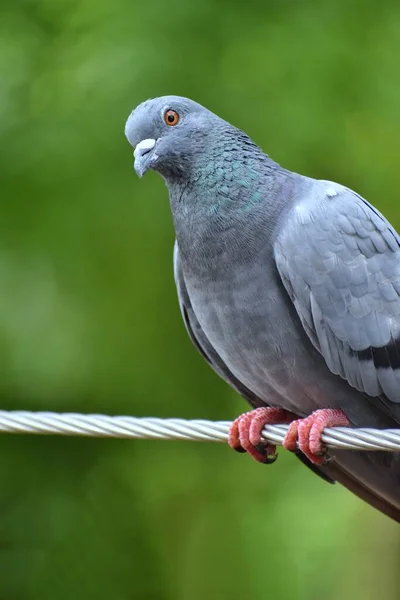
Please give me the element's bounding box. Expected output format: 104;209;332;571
173;240;335;484
275;181;400;416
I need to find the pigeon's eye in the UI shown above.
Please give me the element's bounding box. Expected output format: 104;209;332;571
164;109;179;126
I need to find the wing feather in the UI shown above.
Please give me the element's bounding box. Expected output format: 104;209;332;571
275;182;400;405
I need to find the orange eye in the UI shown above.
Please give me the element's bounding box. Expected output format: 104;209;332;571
164;109;179;126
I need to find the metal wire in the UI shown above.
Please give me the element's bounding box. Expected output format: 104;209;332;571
0;410;398;451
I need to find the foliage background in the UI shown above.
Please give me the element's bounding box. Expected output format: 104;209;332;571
1;0;400;598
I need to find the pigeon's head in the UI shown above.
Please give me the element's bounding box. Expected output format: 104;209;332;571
125;96;221;180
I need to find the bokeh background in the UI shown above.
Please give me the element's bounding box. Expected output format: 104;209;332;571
1;0;400;598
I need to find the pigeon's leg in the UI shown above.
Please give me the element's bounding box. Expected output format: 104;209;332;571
283;408;350;465
228;407;298;464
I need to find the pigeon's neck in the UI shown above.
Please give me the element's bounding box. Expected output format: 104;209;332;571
166;133;293;272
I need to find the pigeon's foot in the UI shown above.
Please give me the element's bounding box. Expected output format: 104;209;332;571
228;407;298;464
283;408;350;465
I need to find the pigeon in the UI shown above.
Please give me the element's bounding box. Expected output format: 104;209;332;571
125;96;400;522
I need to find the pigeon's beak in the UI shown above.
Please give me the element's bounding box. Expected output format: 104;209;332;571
133;138;157;178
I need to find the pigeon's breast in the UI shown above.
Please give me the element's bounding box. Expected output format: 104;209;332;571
184;255;325;415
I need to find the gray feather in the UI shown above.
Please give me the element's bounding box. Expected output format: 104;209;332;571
173;241;263;407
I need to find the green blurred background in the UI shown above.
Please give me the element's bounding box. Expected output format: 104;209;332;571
1;0;400;598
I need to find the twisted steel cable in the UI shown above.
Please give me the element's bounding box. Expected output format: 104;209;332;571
0;410;398;451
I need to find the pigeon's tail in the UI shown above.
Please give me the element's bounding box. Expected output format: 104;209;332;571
322;451;400;523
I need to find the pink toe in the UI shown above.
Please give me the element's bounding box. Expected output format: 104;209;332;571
283;420;300;452
228;415;246;453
